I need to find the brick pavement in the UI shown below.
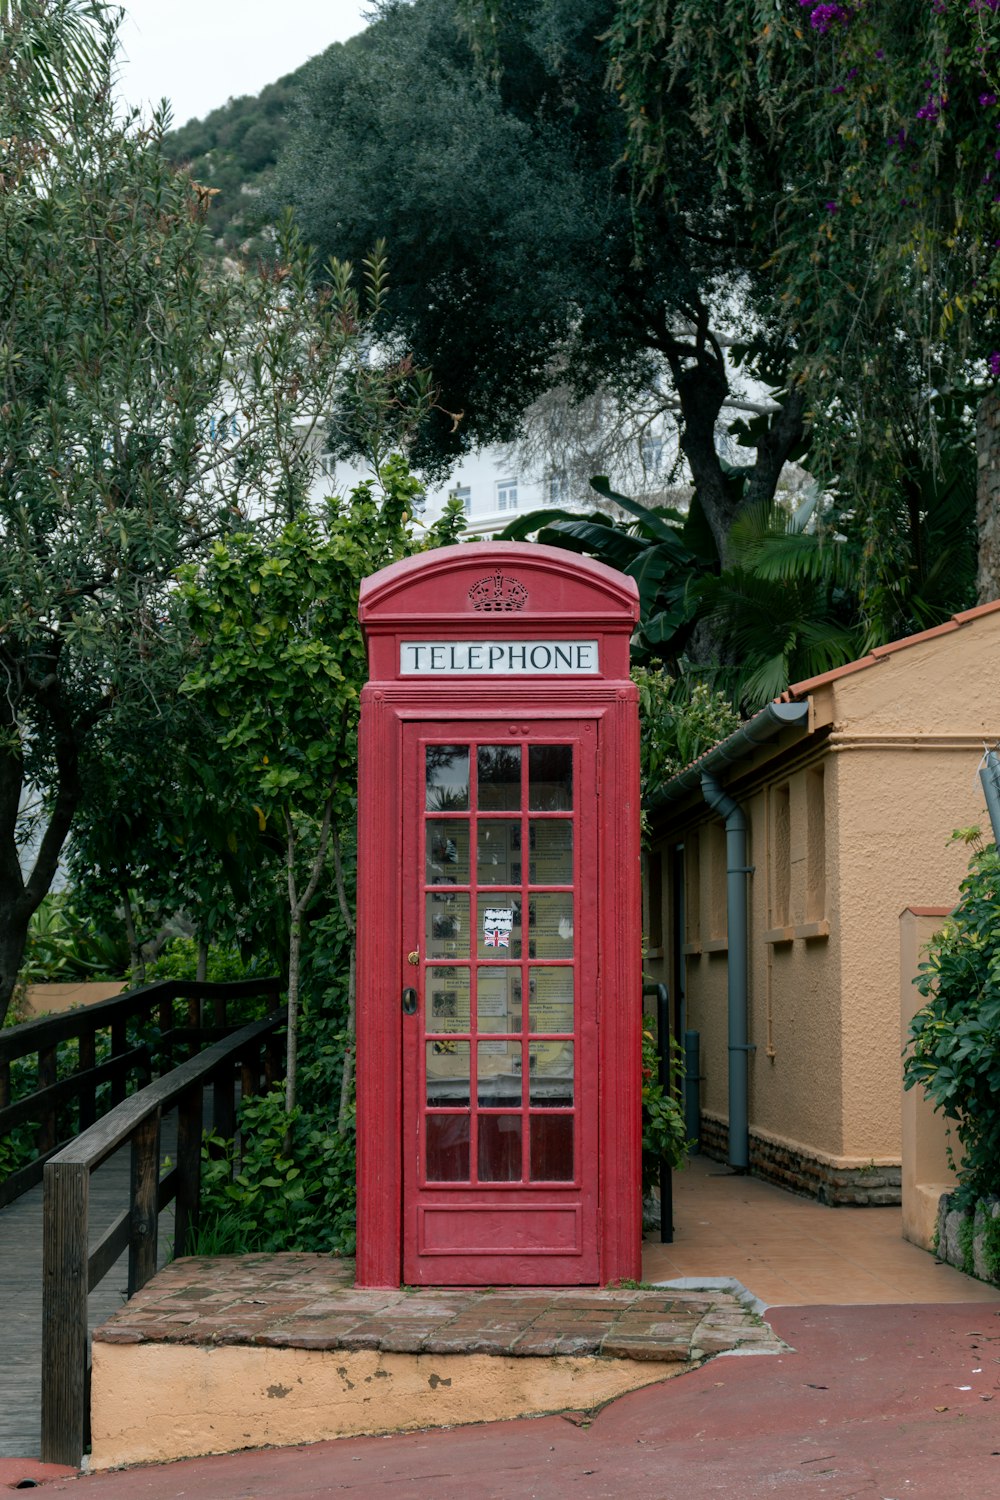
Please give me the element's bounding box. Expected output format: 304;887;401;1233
92;1253;786;1364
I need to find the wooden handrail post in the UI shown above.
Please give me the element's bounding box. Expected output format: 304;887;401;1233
36;1044;58;1155
186;992;199;1058
241;1042;259;1105
174;1082;203;1257
78;1029;97;1130
213;1062;236;1143
264;1033;282;1091
129;1109;162;1296
41;1159;89;1467
109;1018;127;1105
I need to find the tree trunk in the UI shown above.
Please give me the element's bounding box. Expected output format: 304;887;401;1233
0;665;87;1026
0;909;32;1029
285;911;302;1131
281;795;335;1153
331;822;357;1135
977;391;1000;604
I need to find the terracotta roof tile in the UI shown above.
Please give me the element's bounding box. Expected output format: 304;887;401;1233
780;599;1000;701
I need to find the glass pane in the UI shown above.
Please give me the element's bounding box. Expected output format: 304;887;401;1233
477;967;522;1033
426;892;469;958
529;1041;574;1107
478;745;521;810
530;893;573;957
427;968;470;1033
426;1114;470;1181
426;1039;469;1107
426;746;469;811
529;967;573;1034
426;820;469;884
478;1039;521;1107
479;1114;523;1182
529;820;573;884
477;897;521;958
530;1115;574;1181
529;745;572;810
476;820;521;885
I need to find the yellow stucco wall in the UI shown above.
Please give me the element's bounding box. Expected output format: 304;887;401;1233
89;1343;683;1470
650;606;1000;1173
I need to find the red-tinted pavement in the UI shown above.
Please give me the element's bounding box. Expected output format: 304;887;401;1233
17;1303;1000;1499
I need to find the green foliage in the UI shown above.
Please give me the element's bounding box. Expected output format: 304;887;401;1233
904;843;1000;1209
165;68;309;259
632;669;739;803
605;1;993;560
196;1089;356;1255
0;4;408;1025
269;0;811;559
641;1025;687;1194
145;939;268;986
19;892;128;983
981;1208;1000;1284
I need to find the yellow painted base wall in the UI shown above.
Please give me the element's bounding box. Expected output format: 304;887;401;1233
90;1344;683;1471
22;981;125;1017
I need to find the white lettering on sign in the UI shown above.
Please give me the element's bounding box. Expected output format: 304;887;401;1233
400;640;599;675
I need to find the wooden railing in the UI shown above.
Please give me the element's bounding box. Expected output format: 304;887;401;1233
0;977;281;1207
40;1005;286;1467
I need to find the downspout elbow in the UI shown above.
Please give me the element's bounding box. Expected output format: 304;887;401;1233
701;771;746;832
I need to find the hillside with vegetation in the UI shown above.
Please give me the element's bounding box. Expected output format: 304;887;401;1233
163;53;323;257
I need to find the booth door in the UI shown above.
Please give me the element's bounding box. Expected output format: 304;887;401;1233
401;720;600;1285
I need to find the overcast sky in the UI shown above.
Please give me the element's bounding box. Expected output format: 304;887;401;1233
116;1;372;128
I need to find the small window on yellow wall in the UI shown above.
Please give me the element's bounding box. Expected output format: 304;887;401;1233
685;837;701;946
771;783;791;928
806;766;826;922
708;821;727;941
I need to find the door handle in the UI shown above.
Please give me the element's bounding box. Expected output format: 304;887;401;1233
402;986;418;1016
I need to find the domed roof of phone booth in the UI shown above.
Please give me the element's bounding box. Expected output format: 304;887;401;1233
358;542;639;627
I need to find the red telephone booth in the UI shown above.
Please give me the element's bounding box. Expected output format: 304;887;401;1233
355;543;642;1287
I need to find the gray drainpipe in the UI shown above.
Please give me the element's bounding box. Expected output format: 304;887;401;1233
648;699;810;1176
700;772;752;1172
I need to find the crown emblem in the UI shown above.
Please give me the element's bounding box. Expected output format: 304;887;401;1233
468;571;528;612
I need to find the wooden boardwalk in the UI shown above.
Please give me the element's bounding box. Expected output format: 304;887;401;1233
0;1117;177;1459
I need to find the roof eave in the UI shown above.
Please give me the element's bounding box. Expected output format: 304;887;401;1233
647;700;811;814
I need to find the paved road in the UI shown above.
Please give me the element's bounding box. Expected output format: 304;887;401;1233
13;1302;1000;1499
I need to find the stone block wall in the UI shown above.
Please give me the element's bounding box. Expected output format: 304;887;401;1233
936;1193;1000;1285
699;1113;902;1206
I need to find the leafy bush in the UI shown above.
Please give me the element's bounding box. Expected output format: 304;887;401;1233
20;892;129;984
641;1027;688;1194
904;841;1000;1209
633;668;740;805
196;1088;356;1255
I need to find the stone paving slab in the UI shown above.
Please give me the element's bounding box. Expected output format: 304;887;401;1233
92;1253;786;1364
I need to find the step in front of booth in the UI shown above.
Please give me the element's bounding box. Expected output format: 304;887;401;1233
89;1253;785;1470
